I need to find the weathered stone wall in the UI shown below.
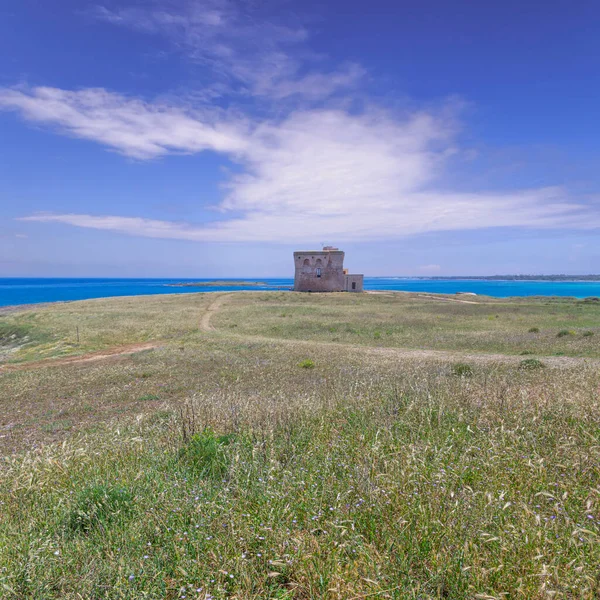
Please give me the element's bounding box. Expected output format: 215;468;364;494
293;251;345;292
344;274;364;292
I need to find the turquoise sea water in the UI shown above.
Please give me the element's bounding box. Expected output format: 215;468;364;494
1;278;600;308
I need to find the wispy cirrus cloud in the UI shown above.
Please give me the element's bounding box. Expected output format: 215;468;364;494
19;188;595;244
0;86;249;159
90;0;362;101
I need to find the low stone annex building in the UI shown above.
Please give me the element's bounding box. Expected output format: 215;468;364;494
293;246;364;292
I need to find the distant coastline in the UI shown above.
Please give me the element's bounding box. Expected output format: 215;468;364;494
380;275;600;282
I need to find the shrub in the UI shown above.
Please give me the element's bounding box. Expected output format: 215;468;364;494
519;358;545;370
528;327;540;333
520;350;534;355
178;429;235;478
451;363;473;378
298;359;315;369
582;331;594;337
557;330;575;337
138;393;160;401
0;323;32;346
66;485;132;534
373;331;382;340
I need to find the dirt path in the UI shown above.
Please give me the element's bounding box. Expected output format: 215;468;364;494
0;342;158;373
200;293;233;332
227;331;592;367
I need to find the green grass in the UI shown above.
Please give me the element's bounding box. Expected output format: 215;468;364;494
214;292;600;358
0;292;213;363
1;291;599;598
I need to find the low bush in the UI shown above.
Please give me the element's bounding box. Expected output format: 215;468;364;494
451;362;474;377
0;323;33;346
519;358;545;370
66;485;133;534
557;329;575;337
582;331;594;337
298;359;315;369
519;350;534;355
528;327;540;333
178;429;235;478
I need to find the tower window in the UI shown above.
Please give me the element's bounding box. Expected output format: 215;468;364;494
316;268;322;277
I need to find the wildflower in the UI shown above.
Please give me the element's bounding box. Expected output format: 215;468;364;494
128;574;135;581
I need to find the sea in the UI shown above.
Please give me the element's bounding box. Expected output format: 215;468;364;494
2;278;600;308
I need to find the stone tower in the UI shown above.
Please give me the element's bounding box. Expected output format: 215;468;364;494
293;247;363;292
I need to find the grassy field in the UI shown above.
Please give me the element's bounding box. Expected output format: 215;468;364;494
214;292;600;357
1;291;599;599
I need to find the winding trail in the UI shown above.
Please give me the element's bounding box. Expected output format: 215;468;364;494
200;293;232;332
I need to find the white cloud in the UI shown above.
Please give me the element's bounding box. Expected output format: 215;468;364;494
5;85;599;243
0;86;248;159
90;1;359;101
2;3;599;244
19;187;596;244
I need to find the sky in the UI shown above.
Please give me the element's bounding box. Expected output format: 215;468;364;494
1;0;599;277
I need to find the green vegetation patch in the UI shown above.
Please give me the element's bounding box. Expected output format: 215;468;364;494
450;362;474;377
65;484;133;534
557;329;576;337
519;358;545;370
0;322;33;346
298;359;315;369
178;429;236;478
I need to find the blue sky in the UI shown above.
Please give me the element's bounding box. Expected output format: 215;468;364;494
1;0;599;277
